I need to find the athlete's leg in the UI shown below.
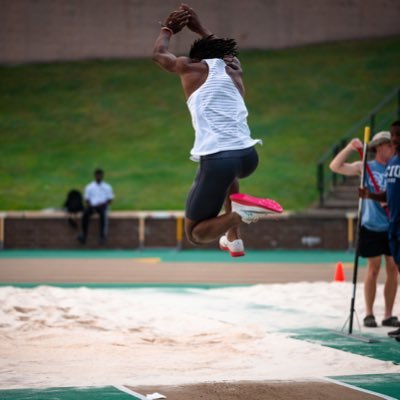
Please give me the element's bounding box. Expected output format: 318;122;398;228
185;172;240;245
185;212;242;245
185;155;236;244
185;148;258;245
364;256;381;317
224;179;240;242
383;255;398;319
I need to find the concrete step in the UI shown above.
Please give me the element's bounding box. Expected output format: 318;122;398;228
327;192;358;201
316;176;361;211
321;199;359;209
333;184;359;190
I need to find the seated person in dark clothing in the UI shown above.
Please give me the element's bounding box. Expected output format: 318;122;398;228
64;189;84;228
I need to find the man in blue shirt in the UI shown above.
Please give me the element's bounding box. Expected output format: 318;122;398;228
330;131;398;328
360;120;400;338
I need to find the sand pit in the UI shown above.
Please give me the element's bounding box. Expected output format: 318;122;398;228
0;256;399;399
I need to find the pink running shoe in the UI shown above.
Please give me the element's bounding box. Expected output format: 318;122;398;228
219;235;245;257
230;193;283;224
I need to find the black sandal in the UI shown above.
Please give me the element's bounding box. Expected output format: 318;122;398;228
363;314;377;328
382;316;400;327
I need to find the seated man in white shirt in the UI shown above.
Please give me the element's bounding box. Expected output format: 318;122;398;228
77;168;114;245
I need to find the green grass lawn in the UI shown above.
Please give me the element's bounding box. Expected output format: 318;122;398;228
0;36;399;211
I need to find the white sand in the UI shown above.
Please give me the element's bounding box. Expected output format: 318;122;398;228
0;282;399;389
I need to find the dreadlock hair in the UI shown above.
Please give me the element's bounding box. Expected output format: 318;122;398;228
189;36;238;60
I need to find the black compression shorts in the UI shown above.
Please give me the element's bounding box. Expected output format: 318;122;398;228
185;146;259;221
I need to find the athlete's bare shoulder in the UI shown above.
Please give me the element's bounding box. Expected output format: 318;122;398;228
175;56;207;74
175;57;208;99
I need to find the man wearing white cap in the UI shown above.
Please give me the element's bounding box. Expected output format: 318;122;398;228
330;131;398;328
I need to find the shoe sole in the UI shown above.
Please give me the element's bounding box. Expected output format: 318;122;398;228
219;245;245;257
382;319;400;327
230;193;283;214
388;331;400;337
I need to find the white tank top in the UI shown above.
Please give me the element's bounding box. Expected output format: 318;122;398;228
187;58;262;161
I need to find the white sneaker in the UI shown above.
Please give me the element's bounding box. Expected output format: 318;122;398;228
219;235;245;257
230;193;283;224
231;202;261;224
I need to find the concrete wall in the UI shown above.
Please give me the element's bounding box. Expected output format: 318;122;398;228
1;0;399;64
1;211;354;250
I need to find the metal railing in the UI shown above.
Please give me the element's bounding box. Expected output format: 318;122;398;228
317;87;400;206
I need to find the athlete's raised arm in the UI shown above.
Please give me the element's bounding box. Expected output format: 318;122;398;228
179;3;213;38
152;10;190;73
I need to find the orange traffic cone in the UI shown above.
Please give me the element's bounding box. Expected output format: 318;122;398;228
334;262;345;282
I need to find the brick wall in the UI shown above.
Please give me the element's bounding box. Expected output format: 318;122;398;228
4;214;140;249
237;213;350;250
1;0;399;64
2;211;354;250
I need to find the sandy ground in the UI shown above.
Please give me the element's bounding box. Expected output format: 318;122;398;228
0;257;396;400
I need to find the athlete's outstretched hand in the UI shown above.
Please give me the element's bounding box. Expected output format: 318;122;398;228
179;4;199;32
179;3;214;38
223;56;241;71
163;9;190;34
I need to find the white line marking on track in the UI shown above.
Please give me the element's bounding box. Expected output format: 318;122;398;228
323;377;398;400
114;385;148;400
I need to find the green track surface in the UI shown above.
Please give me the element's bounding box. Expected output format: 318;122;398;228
0;249;366;264
0;386;140;400
290;328;400;365
291;329;400;398
329;374;400;400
